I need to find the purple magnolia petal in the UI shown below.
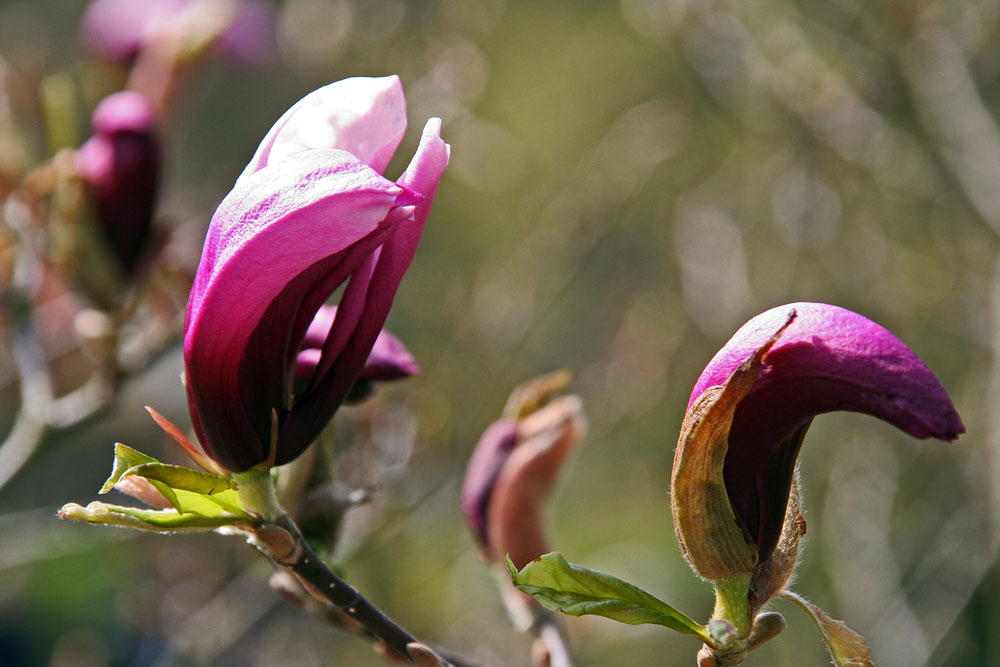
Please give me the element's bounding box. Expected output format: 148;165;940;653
76;91;160;273
295;305;419;383
461;419;520;548
688;302;964;562
184;78;448;473
184;151;409;472
276;119;448;453
240;76;407;180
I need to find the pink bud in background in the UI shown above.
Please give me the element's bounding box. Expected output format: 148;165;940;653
462;385;586;569
76;91;160;274
80;0;277;67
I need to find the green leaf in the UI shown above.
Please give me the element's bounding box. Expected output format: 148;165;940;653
507;553;711;642
59;502;248;532
97;444;251;520
168;487;251;519
100;443;159;493
122;462;235;495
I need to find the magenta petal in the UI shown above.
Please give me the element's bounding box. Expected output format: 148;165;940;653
461;419;520;548
239;76;407;180
276;120;448;453
183;150;404;472
688;302;965;561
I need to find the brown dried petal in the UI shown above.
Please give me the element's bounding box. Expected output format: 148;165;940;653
671;313;795;580
778;590;873;667
750;465;806;615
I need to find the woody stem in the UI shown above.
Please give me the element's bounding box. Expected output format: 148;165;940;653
233;470;444;664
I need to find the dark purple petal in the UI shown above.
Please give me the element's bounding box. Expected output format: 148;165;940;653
688;302;964;562
76;91;160;273
294;305;419;383
461;419;520;548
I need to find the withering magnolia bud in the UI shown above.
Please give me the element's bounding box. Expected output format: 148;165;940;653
461;373;587;568
672;304;962;588
674;303;961;664
76;91;160;274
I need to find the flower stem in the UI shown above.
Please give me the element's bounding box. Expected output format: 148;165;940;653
712;573;752;643
233;470;456;665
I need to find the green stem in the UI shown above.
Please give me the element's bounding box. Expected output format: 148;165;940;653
712;573;752;643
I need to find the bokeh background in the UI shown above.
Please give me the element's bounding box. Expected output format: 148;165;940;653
0;0;998;665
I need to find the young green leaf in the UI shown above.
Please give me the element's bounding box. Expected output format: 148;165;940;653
91;443;252;522
507;552;711;643
58;501;249;531
100;443;159;493
121;462;235;495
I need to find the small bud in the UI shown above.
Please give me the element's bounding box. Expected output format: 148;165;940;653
406;642;451;667
461;373;587;569
254;525;298;561
746;612;786;652
76;91;160;274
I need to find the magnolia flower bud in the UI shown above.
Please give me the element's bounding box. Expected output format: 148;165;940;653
461;375;587;569
183;76;448;472
76;91;160;274
672;303;963;587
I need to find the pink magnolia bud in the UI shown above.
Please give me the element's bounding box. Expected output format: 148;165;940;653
183;76;448;473
462;386;586;569
80;0;277;67
76;91;160;274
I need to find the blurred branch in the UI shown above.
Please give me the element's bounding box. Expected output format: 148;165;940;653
231;471;477;667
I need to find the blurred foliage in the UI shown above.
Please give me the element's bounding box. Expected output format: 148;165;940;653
0;0;999;665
